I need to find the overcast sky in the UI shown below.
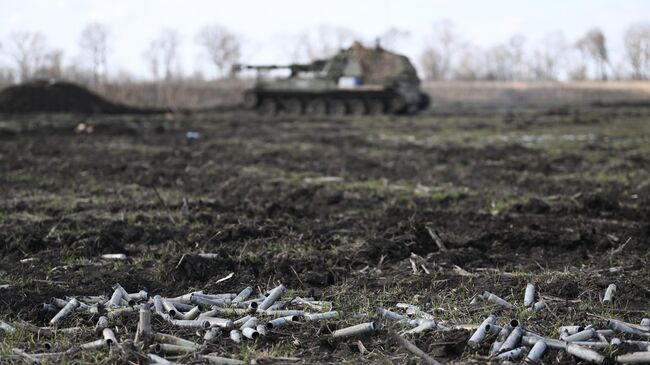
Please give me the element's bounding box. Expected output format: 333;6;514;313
1;0;649;78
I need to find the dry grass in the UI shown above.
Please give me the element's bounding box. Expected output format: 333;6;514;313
422;81;650;107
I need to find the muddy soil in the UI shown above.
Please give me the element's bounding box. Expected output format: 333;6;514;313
0;106;649;363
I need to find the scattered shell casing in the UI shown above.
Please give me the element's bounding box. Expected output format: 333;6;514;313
499;326;524;352
49;298;80;326
258;284;286;311
231;287;253;306
96;316;109;330
108;288;123;307
305;311;339;321
135;305;151;342
102;328;118;345
375;307;406;322
80;339;107;350
204;327;221;341
566;343;605;364
468;315;496;348
332;322;376;338
562;328;596;342
169;319;210;329
603;284;616;304
201;355;245;365
482;291;513;308
242;327;259;340
265;317;289;330
154;343;196;355
181;306;201;320
524;283;535;307
559;326;584;336
495;347;523;361
525;340;547;363
240;317;258;329
616;351;650;363
0;320;16;333
153;332;199;349
229;329;241;343
256;324;267;336
204;317;234;329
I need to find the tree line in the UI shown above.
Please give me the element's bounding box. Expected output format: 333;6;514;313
0;21;649;87
0;23;242;87
419;21;650;81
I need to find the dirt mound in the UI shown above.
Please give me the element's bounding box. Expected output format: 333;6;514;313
0;79;136;114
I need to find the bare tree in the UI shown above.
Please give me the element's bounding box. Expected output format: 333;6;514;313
195;25;241;78
311;25;357;59
420;47;445;80
143;28;182;81
453;47;485;80
530;31;567;81
420;20;463;80
484;44;513;80
34;49;64;79
78;22;110;85
507;35;527;79
282;33;309;63
378;27;410;51
0;67;15;87
6;31;49;82
624;23;650;80
287;25;358;63
484;36;527;80
576;28;609;80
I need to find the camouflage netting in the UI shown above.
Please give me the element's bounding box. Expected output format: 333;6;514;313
336;42;420;84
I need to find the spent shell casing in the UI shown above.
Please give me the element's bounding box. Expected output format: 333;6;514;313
332;322;376;338
524;283;535;307
49;298;80;326
258;284;286;311
468;315;496;348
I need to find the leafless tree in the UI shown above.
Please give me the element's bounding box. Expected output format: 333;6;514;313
79;22;110;85
453;47;484;80
61;63;93;85
143;28;182;81
378;27;410;51
281;33;309;63
288;25;358;63
484;44;513;80
420;47;445;80
0;67;15;87
576;28;609;80
195;25;241;78
420;20;463;80
530;31;568;81
484;36;527;80
34;49;64;79
508;35;527;79
624;23;650;80
6;31;49;82
312;25;357;59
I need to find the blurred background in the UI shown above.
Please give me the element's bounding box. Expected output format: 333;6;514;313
1;0;649;108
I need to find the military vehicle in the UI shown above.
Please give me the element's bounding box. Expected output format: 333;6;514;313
237;42;429;115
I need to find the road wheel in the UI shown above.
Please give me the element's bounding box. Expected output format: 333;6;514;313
348;99;367;116
258;98;277;116
388;96;406;113
329;99;347;116
242;91;258;109
305;98;327;116
283;98;303;115
367;99;385;115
